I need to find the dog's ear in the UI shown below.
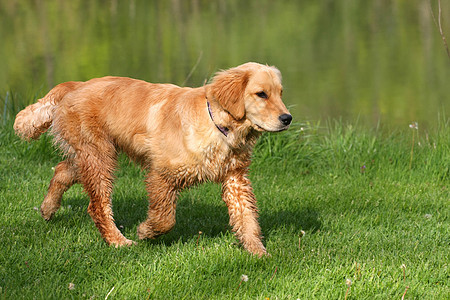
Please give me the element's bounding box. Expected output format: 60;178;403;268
209;69;249;120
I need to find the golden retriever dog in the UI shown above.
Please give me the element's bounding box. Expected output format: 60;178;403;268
14;62;292;256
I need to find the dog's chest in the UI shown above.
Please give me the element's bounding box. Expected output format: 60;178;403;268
201;143;237;178
191;142;239;182
193;132;256;181
165;142;250;187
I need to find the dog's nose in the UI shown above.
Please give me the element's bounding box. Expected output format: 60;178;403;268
279;114;292;126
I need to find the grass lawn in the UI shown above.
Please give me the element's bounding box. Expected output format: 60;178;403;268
0;117;448;299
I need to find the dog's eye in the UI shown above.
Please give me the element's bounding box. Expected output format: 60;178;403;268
256;91;268;99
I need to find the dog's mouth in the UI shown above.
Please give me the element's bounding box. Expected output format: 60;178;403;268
253;124;266;132
253;123;290;132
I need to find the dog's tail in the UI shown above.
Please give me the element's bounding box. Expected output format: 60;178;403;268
14;81;82;140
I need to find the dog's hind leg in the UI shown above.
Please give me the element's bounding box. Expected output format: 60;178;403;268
137;171;178;239
77;145;134;247
41;159;79;220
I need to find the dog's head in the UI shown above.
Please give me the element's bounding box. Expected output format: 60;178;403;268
208;62;292;132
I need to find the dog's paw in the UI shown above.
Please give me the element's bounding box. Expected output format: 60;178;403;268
112;238;136;247
137;223;164;240
252;247;269;258
137;223;155;240
124;239;137;246
40;208;58;221
244;241;268;257
40;202;60;221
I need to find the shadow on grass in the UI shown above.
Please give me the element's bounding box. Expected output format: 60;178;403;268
47;192;322;249
261;207;322;236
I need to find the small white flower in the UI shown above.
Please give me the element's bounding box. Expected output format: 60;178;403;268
300;230;306;237
345;278;352;287
241;274;248;282
409;122;418;130
424;214;432;219
68;282;75;290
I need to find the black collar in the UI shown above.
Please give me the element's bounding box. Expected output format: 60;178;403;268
207;101;229;137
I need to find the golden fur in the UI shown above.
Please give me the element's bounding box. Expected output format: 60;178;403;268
14;62;292;256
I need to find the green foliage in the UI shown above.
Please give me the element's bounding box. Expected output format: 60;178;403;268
255;118;450;182
0;119;448;299
1;0;449;126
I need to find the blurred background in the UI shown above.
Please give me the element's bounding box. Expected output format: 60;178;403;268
1;0;449;128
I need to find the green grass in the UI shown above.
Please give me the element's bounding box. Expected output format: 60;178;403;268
0;116;448;299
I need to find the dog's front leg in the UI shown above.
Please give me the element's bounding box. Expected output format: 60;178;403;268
137;171;178;239
222;169;267;257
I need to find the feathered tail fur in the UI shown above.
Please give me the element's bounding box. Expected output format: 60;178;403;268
14;81;81;140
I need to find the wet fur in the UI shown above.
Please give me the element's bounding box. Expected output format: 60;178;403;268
14;62;291;256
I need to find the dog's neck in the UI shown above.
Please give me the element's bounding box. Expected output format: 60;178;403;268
204;95;260;151
206;101;229;137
